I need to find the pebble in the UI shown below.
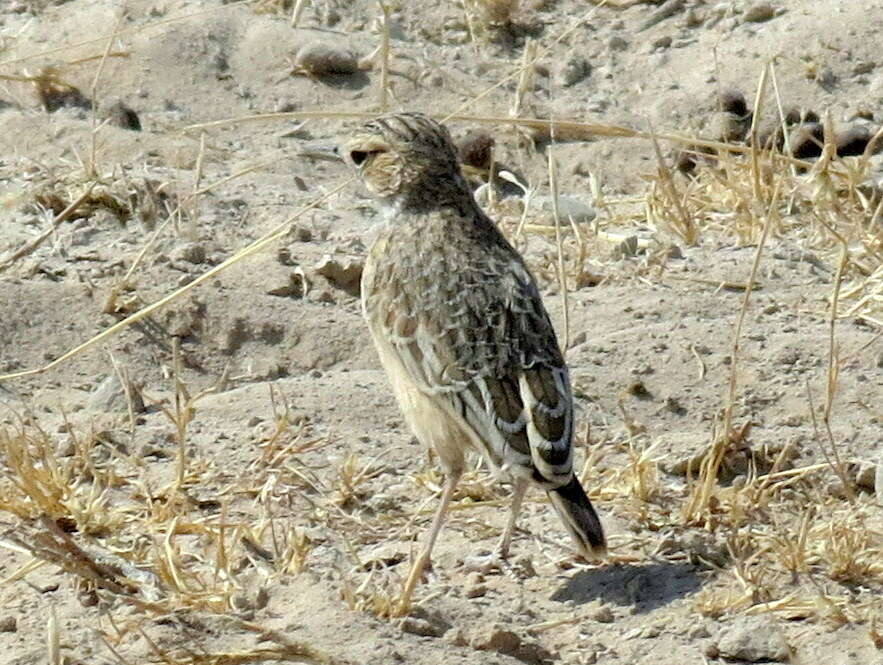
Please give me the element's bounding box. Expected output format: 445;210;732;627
716;616;790;662
87;375;126;413
608;36;629;51
170;242;206;265
106;100;141;131
853;460;877;491
590;604;614;623
470;624;522;654
535;195;596;224
314;254;364;296
557;55;592;87
743;2;775;23
0;616;16;632
836;125;872;156
294;42;359;77
717;88;749;117
399;616;446;637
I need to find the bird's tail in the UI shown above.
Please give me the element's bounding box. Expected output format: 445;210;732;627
547;476;606;560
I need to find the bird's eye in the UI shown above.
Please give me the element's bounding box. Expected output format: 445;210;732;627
350;150;370;166
350;148;384;166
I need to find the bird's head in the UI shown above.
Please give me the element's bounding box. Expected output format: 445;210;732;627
339;112;464;205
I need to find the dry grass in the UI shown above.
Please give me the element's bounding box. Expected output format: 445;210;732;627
0;404;343;662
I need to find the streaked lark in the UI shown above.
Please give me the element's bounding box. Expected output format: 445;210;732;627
341;112;605;613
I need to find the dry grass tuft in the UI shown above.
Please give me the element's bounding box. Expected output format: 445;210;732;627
0;402;342;662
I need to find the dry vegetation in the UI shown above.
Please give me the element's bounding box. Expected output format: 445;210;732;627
0;2;881;664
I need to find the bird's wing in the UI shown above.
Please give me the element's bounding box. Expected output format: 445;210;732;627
366;248;573;485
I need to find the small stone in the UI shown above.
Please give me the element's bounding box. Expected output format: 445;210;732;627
682;530;730;567
743;2;775;23
314;254;364;297
717;88;749;117
398;607;451;638
470;624;522;654
836;125;872;157
0;616;16;632
557;55;592;87
641;624;662;638
652;35;672;49
716;616;790;662
170;242;206;264
688;624;711;639
512;554;538;578
399;616;445;637
87;375;125;412
591;605;614;623
106;100;141;131
612;235;640;259
536;195;596;225
465;582;488;598
443;627;468;646
294;42;359;77
608;36;628;51
683;8;703;27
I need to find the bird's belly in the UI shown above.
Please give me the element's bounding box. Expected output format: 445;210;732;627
368;327;471;473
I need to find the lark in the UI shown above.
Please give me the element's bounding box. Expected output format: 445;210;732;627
340;112;605;613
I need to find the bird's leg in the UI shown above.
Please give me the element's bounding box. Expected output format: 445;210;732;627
396;467;462;616
497;476;528;559
463;476;528;574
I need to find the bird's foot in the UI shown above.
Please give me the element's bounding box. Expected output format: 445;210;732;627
461;548;510;576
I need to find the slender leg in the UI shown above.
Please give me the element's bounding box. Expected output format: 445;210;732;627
497;477;528;559
396;467;462;616
462;477;529;574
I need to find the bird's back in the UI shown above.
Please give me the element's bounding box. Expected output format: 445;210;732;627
362;203;574;486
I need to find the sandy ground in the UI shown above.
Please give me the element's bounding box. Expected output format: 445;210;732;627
0;1;882;664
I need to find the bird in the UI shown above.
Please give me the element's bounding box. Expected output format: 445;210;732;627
339;112;606;614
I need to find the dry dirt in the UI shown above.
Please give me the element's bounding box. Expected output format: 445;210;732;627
1;1;882;664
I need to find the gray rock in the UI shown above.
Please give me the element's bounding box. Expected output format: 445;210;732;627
716;616;790;662
87;373;145;414
854;461;877;491
87;375;125;412
608;36;629;51
743;2;775;23
535;195;596;224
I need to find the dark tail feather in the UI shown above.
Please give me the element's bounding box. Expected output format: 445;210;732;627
548;477;606;560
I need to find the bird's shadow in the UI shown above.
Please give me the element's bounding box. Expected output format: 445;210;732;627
551;561;703;614
313;71;370;90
